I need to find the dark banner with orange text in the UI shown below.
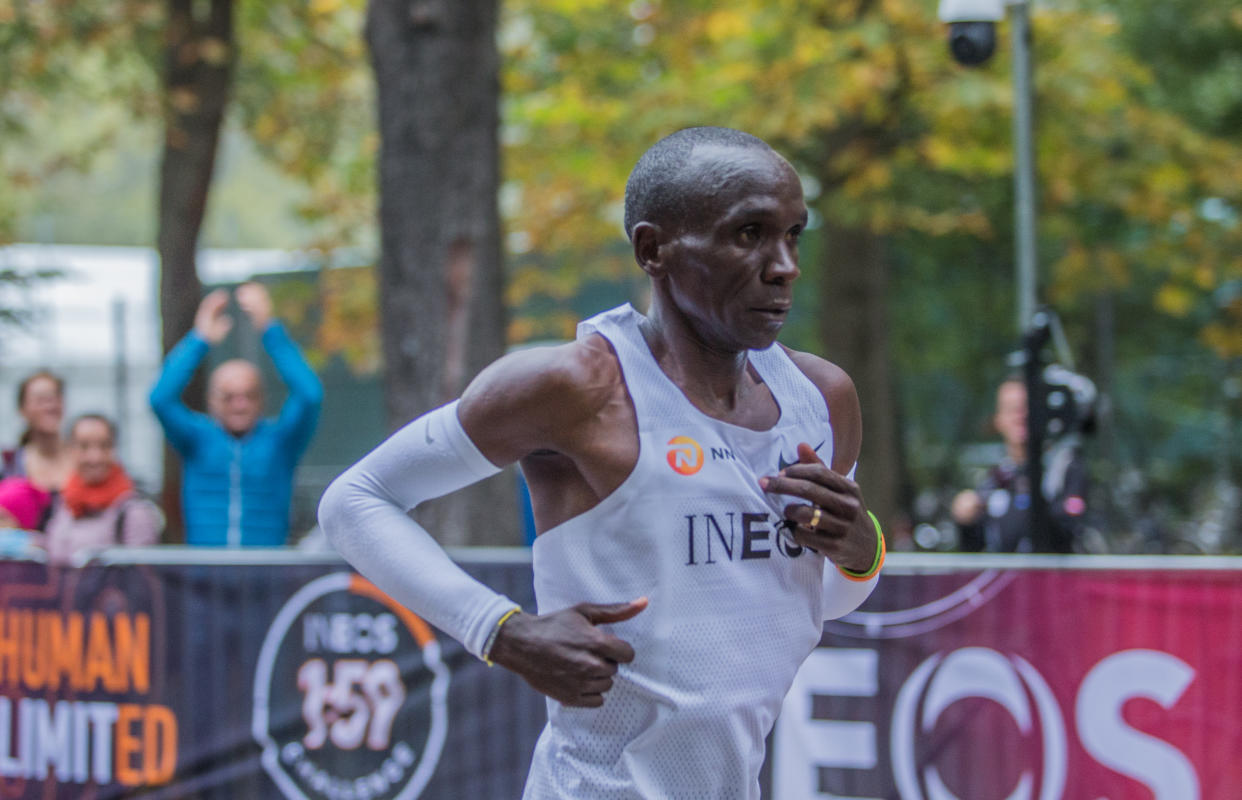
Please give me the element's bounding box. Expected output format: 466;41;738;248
1;553;1239;799
0;555;543;800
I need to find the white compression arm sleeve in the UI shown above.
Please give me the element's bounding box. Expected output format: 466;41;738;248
821;564;880;621
820;460;880;620
317;400;520;659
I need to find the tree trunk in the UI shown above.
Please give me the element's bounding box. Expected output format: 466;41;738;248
156;0;234;541
817;219;906;533
367;0;517;546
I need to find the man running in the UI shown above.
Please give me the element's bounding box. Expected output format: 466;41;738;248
319;126;884;799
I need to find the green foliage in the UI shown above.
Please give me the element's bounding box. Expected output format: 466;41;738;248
1097;0;1242;137
500;1;1241;299
232;0;376;250
0;1;162;243
0;0;374;250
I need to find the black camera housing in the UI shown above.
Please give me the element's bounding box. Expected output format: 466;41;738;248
948;21;997;66
1042;364;1097;438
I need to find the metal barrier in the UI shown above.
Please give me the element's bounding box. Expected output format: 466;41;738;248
81;546;1242;571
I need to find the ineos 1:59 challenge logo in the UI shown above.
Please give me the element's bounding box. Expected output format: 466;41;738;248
253;573;449;800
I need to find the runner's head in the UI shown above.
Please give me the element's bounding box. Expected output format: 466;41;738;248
625;127;807;351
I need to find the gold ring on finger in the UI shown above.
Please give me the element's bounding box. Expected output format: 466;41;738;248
808;506;823;529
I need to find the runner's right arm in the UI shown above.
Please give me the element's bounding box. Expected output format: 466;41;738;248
318;342;646;707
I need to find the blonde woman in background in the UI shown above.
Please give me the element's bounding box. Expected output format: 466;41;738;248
2;370;73;498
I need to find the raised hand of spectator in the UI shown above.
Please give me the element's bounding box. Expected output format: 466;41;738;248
194;289;233;344
236;282;273;332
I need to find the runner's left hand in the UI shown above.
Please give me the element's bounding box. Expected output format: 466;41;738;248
760;442;876;573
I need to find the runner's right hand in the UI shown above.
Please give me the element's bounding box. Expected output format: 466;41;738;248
488;598;648;707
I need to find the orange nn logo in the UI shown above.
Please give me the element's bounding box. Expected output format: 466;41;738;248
666;436;704;475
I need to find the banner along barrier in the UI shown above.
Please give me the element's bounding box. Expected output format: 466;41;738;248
0;549;543;800
0;550;1238;799
775;554;1242;800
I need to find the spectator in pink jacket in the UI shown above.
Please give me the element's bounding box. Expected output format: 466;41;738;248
42;414;162;566
0;476;52;531
0;477;52;558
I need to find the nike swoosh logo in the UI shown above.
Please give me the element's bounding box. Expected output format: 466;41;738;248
777;440;825;472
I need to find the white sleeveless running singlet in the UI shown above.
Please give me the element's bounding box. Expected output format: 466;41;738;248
522;305;837;800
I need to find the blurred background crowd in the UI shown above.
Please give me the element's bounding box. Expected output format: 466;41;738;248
2;0;1240;560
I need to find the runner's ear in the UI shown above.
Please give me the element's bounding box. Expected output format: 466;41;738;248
632;222;667;278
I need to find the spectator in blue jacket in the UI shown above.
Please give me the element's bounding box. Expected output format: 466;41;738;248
150;282;323;546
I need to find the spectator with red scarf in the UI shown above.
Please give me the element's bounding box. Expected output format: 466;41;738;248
42;414;162;566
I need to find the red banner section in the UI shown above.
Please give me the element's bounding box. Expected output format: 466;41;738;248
773;565;1242;800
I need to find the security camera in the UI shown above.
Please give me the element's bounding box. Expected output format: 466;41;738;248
947;22;996;65
938;0;1005;67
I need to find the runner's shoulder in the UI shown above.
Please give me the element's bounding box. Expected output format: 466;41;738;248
462;335;624;430
778;345;861;468
778;346;857;411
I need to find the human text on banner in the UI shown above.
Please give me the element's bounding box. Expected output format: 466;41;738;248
0;563;176;795
0;558;544;800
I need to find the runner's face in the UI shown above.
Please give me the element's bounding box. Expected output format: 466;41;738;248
663;147;807;352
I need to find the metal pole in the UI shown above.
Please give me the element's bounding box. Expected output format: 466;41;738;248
1011;0;1038;332
112;297;128;456
1024;310;1052;550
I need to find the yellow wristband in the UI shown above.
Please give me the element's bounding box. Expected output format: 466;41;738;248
838;510;885;582
481;606;521;667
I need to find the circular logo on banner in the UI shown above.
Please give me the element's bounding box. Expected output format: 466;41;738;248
891;648;1066;800
253;573;450;800
666;436;704;475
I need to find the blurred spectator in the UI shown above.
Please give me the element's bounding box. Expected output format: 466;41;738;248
42;414;162;566
2;370;73;497
951;376;1089;553
149;283;323;546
